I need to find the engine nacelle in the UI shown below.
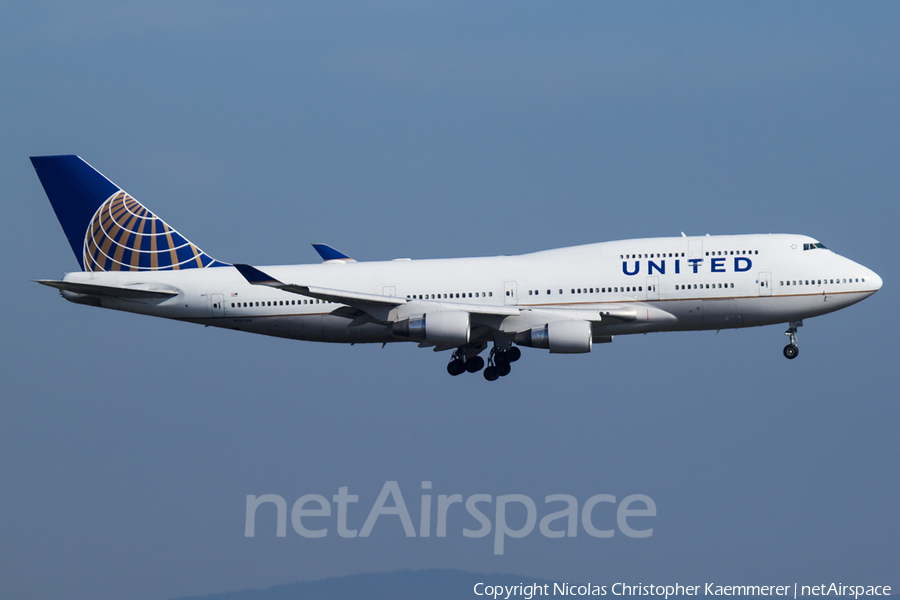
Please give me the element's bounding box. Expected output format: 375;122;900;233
392;311;470;346
515;320;593;354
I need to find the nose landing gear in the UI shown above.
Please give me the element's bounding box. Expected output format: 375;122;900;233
783;320;802;359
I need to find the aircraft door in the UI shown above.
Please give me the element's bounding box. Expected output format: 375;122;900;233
646;276;659;301
211;293;225;317
688;239;703;259
758;272;772;296
504;281;518;305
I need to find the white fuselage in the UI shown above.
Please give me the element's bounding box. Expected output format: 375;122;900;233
58;234;882;346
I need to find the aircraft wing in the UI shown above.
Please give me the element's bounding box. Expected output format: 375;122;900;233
232;264;521;320
231;264;672;338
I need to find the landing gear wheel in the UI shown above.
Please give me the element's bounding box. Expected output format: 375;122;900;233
783;321;801;360
498;363;511;377
447;359;466;376
494;351;511;367
483;366;500;381
465;356;485;373
508;347;521;362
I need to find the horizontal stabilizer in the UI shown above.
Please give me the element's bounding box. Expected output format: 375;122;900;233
35;279;179;299
311;243;355;262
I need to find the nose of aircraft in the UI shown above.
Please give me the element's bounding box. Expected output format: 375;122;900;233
870;270;883;292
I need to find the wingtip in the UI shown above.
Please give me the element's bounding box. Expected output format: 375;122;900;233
233;263;282;285
311;243;355;262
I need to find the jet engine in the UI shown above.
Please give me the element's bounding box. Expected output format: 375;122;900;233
515;320;593;353
392;311;470;346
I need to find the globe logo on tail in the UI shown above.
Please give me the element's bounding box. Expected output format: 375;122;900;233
83;191;225;271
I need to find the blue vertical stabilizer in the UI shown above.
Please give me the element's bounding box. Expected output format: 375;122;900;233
31;155;120;269
31;155;228;271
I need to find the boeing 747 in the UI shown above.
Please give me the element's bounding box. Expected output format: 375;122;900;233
32;155;882;380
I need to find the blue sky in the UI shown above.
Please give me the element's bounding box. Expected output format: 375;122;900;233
2;2;898;599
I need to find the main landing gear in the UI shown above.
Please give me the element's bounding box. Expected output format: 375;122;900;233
447;353;484;376
446;345;521;380
446;344;487;376
783;320;802;360
482;346;521;381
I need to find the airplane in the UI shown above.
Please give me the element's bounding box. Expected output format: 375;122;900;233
31;155;883;381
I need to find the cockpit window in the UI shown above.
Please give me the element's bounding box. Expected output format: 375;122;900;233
803;242;828;251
